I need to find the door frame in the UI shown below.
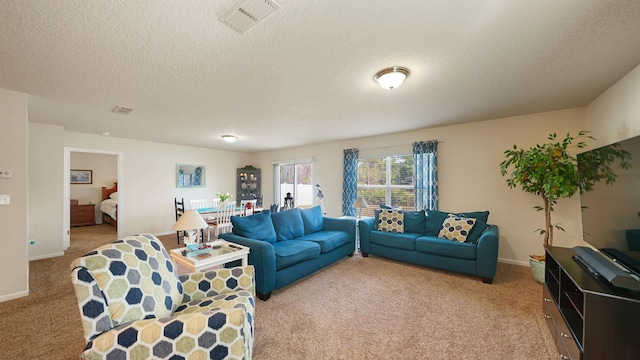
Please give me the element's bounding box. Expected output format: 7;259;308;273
64;147;124;249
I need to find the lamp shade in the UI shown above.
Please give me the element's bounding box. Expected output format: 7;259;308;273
352;197;369;209
374;66;410;89
172;210;208;231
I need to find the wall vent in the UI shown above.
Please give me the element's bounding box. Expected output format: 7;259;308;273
112;105;133;115
219;0;280;34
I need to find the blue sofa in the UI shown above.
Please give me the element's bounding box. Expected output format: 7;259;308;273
359;209;499;283
219;206;356;300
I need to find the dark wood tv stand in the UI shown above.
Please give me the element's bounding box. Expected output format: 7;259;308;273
543;246;640;359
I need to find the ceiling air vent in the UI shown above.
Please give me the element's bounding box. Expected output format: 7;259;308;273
219;0;280;34
112;105;133;115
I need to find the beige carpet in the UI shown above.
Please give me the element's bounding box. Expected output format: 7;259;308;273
0;225;557;359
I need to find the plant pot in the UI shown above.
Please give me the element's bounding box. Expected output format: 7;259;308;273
529;256;545;283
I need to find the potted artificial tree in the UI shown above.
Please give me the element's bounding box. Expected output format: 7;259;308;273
499;131;631;282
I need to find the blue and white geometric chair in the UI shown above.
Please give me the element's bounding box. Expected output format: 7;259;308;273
70;233;255;359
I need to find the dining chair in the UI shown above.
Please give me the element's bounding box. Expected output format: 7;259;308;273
174;197;185;243
213;202;234;237
240;199;258;216
189;199;215;242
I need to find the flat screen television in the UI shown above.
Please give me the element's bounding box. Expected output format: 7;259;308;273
578;134;640;277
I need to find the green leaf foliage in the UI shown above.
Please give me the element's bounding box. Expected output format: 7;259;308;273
499;131;631;247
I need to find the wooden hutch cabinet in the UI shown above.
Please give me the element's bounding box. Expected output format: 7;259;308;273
236;166;261;205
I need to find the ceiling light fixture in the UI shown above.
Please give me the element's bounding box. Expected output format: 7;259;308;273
373;66;410;89
222;135;238;143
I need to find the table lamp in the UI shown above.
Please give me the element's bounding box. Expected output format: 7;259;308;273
353;197;369;220
172;210;208;250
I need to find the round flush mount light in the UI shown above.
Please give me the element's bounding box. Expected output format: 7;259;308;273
221;135;238;143
373;66;410;89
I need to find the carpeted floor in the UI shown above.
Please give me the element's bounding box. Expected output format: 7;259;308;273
0;225;557;359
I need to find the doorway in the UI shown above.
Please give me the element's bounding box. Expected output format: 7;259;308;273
64;148;123;249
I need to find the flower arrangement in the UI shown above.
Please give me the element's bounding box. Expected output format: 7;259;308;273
217;192;232;202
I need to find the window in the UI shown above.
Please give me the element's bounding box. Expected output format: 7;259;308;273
357;155;414;216
274;159;314;208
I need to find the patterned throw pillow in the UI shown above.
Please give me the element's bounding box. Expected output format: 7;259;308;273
438;214;476;242
377;209;404;233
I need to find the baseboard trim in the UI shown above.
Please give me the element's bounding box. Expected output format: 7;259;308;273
0;289;29;302
29;252;65;261
499;257;529;267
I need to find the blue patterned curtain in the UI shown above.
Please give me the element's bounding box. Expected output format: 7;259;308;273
342;148;359;216
413;141;438;211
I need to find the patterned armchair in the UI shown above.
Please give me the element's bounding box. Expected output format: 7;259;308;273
70;233;255;360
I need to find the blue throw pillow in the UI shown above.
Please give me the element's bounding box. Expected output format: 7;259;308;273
404;210;426;234
458;211;490;223
379;204;394;209
230;210;277;243
300;206;324;234
465;219;489;243
271;207;305;241
425;210;450;236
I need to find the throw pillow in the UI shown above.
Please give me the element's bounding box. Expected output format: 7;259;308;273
438;214;476;242
377;209;404;233
465;219;489;243
300;206;324;234
403;210;426;234
230;210;277;243
271;207;305;241
425;209;490;235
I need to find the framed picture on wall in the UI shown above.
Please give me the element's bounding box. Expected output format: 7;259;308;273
176;164;205;188
70;169;93;184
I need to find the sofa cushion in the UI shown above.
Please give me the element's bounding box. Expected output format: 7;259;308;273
465;219;489;244
425;210;490;236
377;209;404;233
271;207;305;241
300;206;324;234
404;210;426;234
415;235;477;260
297;230;350;253
272;240;321;270
438;214;476;242
231;210;277;243
370;230;418;251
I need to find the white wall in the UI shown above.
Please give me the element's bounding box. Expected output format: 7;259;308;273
0;89;29;301
64;132;254;237
28;123;64;260
587;64;640;147
254;108;587;265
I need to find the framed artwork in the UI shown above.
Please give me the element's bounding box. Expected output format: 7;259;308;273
176;164;205;188
70;169;93;184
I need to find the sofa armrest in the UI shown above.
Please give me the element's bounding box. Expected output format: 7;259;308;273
324;216;357;248
179;265;255;302
358;217;376;253
476;225;499;280
218;233;276;296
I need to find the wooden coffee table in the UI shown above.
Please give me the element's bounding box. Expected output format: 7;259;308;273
169;240;249;272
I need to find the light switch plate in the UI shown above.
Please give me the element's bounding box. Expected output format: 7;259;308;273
0;195;9;205
0;170;13;178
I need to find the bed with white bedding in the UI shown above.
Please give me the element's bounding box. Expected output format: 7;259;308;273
100;183;118;227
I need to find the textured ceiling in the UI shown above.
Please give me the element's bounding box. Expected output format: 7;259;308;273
1;0;640;152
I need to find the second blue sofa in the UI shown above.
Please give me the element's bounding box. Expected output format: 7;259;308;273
219;206;356;300
359;209;499;283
